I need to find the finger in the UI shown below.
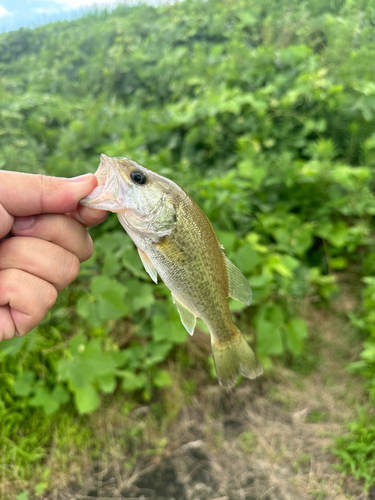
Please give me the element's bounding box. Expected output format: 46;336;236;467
0;203;14;239
12;213;94;262
0;269;57;337
0;171;98;221
0;305;16;341
0;237;80;292
68;204;108;228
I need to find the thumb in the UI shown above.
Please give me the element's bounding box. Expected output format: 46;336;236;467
0;172;98;217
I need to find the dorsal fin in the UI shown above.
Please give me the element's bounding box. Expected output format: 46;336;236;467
223;254;252;305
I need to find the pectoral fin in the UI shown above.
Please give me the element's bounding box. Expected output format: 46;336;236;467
154;237;186;265
172;294;196;336
224;254;252;305
137;248;158;283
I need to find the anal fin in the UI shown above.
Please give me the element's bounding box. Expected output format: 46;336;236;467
172;294;196;336
137;248;158;283
224;254;252;306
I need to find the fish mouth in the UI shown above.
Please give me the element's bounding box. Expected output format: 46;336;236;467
80;154;167;233
80;154;127;212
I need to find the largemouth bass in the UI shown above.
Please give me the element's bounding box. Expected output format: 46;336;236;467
80;154;262;388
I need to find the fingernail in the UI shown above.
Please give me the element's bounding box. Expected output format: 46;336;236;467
13;216;35;231
71;174;91;183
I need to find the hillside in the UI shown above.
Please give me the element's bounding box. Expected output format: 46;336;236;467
1;0;375;498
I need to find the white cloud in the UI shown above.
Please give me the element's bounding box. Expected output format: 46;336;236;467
41;0;122;8
0;5;10;18
33;7;60;14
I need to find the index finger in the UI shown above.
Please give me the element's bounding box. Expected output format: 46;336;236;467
68;205;108;228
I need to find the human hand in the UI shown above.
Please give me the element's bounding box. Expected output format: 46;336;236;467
0;171;107;341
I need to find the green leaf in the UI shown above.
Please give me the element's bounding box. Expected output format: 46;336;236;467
73;384;100;414
119;371;147;392
228;298;247;311
279;255;300;273
361;342;375;362
95;231;128;253
58;359;87;388
76;296;103;327
268;303;285;327
238;161;266;188
97;372;116;393
102;253;121;277
91;275;126;295
127;279;155;312
145;340;173;367
316;221;348;248
231;244;260;274
152;313;187;344
82;341;118;373
13;371;35;397
266;254;294;278
52;384;70;404
285;318;308;355
122;248;148;278
26;382;69;415
77;276;128;326
16;492;29;500
97;295;128;320
329;256;348;270
69;332;87;356
35;482;47;496
215;230;236;252
153;369;172;388
112;350;128;367
254;303;285;355
289;225;314;256
168;320;188;343
122;344;145;369
256;318;283;355
248;275;272;288
29;385;60;415
0;335;26;357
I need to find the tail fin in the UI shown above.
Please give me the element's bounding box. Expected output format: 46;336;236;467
211;328;263;389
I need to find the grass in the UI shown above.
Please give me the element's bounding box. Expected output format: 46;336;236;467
1;286;371;499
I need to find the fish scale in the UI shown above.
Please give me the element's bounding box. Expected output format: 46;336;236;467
80;154;263;388
144;196;230;336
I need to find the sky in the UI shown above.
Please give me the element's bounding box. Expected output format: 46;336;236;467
0;0;133;32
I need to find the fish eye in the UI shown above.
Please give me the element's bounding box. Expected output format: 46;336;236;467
130;170;147;185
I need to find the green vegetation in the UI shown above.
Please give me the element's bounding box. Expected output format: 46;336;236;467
0;0;375;496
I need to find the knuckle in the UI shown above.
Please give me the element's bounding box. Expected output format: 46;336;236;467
0;240;9;269
36;174;46;212
0;238;21;268
41;283;58;313
60;251;80;285
81;234;94;262
0;330;13;341
0;268;17;294
36;175;62;213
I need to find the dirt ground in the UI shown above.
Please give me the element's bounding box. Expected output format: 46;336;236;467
40;287;374;500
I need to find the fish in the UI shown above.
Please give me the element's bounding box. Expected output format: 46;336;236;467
80;154;263;388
